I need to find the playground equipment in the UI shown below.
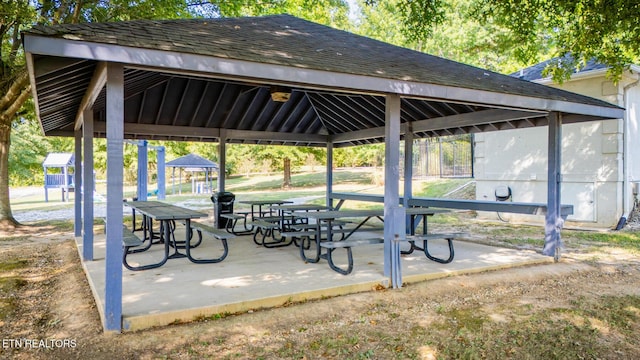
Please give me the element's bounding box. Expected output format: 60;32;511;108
128;140;166;201
43;152;98;202
43;153;75;202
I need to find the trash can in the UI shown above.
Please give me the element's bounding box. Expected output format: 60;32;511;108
211;191;235;229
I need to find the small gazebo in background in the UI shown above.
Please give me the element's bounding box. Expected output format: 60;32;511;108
166;154;218;195
43;152;74;202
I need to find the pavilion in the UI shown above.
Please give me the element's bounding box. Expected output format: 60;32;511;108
166;153;219;194
22;15;623;331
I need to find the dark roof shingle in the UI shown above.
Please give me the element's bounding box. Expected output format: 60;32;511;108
26;15;616;108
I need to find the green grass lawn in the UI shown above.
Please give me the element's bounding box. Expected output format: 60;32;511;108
6;169;640;359
11;169;474;212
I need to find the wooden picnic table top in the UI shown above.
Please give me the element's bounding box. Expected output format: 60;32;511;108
127;201;207;221
127;200;166;209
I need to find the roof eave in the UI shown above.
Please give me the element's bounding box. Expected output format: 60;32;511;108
23;34;621;120
533;65;640;85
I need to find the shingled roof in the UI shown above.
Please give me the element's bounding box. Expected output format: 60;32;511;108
23;14;623;147
166;154;218;170
511;56;609;82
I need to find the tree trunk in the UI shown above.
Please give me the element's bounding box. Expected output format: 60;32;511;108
283;158;291;189
0;119;18;231
0;70;32;231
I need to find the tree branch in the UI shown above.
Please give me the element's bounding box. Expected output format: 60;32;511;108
0;70;29;115
2;82;31;123
9;22;21;65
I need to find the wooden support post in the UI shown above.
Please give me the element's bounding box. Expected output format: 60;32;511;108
544;112;563;260
217;130;226;193
326;142;334;208
384;94;405;288
82;109;94;261
74;130;82;237
137;140;148;201
104;62;124;332
404;122;414;232
156;147;166;200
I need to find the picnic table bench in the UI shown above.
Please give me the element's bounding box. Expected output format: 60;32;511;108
319;238;384;275
405;232;468;264
294;207;449;274
187;221;235;263
250;219;286;247
122;224;169;271
316;232;467;275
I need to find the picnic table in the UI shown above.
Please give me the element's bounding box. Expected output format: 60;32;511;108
246;203;329;248
126;200;167;246
238;199;293;221
124;201;208;269
294;207;449;274
216;200;296;236
270;203;332;229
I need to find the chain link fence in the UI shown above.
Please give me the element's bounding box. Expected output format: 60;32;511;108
409;135;473;178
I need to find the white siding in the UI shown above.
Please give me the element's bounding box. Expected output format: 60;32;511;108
474;71;638;228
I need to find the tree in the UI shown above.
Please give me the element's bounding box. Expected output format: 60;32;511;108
0;1;36;230
355;0;534;74
9;117;48;186
0;0;193;230
0;1;351;231
363;0;639;82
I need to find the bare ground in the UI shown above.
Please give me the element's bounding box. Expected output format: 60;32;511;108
1;221;639;359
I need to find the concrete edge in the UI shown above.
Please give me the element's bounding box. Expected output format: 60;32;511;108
402;256;554;284
122;279;388;331
74;236;107;331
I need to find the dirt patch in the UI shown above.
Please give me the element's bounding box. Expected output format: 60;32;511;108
0;222;639;359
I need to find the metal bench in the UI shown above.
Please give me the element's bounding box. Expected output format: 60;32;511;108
187;222;235;263
319;238;384;275
249;218;304;248
122;225;169;271
249;220;283;247
405;232;468;264
219;213;252;235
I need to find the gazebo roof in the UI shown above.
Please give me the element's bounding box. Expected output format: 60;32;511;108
42;152;74;167
23;15;623;148
165;154;218;170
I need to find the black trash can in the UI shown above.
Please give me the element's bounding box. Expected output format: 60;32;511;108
211;191;235;229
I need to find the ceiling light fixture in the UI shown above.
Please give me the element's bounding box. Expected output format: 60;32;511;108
270;86;292;102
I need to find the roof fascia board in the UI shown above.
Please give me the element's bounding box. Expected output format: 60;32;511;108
74;61;107;130
24;35;624;119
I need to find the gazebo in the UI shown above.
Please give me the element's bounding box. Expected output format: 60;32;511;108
23;15;623;331
166;154;219;194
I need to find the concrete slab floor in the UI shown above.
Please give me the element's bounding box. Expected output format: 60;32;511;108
76;225;551;331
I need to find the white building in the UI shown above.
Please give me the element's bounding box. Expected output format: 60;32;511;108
474;59;640;228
